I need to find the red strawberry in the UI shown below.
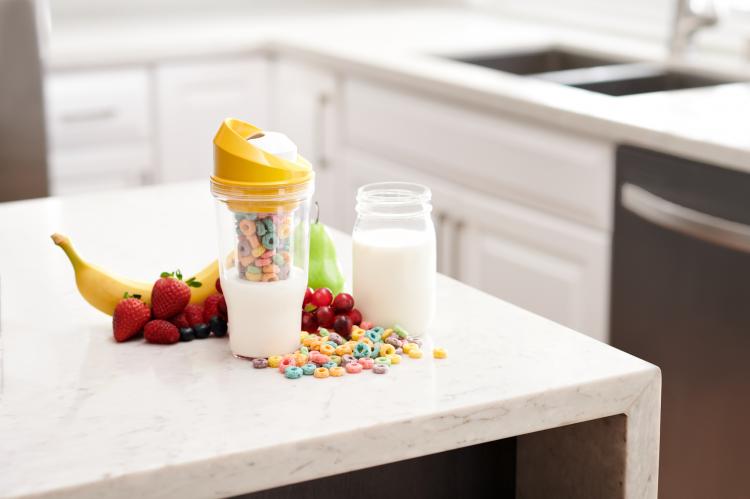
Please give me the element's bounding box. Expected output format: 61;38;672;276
169;312;189;329
203;294;227;322
184;303;204;326
112;296;151;342
144;320;180;344
151;270;200;319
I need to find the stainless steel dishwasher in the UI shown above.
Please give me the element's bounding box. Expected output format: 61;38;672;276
611;146;750;499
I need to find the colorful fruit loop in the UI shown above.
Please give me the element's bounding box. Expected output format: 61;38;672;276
253;324;446;380
234;211;294;282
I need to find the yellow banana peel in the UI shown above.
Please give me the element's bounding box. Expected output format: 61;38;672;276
52;233;219;316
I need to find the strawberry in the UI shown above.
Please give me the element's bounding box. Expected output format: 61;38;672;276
169;312;189;329
144;320;180;344
151;270;201;319
203;294;227;322
184;303;204;327
112;295;150;342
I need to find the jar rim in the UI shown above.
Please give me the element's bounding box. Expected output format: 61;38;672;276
356;182;431;205
355;182;432;218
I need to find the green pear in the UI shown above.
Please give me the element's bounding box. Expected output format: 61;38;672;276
308;221;345;295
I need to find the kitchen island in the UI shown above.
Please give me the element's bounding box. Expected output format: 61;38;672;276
0;182;660;499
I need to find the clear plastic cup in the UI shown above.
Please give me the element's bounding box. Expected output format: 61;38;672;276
211;119;314;359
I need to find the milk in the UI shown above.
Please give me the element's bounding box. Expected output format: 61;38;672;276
353;228;436;337
222;268;307;358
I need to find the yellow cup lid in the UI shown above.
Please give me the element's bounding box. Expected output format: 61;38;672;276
212;118;313;188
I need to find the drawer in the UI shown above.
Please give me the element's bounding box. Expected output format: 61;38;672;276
45;68;151;150
49;142;152;181
342;79;614;230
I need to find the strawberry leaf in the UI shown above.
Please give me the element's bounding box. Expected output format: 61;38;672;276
123;291;129;298
160;271;172;278
175;269;183;280
185;277;202;288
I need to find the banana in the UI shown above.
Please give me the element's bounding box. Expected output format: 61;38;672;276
52;233;219;316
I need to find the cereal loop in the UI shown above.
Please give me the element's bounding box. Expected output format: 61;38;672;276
358;357;374;369
433;347;447;359
375;356;391;366
267;355;282;368
380;344;396;357
372;364;389;375
284;366;303;379
408;348;423;359
314;367;330;379
301;363;317;375
345;362;363;374
329;366;345;377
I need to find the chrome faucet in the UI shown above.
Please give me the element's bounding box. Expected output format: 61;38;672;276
669;0;718;56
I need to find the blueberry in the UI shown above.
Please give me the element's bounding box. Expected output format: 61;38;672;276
193;323;211;339
209;316;228;337
178;327;194;342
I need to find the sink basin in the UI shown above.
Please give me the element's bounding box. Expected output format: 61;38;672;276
570;69;736;96
447;48;740;96
450;48;622;75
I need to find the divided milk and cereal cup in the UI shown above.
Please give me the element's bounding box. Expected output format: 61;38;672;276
211;118;315;359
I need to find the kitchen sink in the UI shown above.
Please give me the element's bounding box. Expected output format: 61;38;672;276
451;48;622;75
570;69;735;96
446;49;740;96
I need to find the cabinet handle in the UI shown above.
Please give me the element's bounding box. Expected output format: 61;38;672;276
315;93;329;169
451;219;464;279
59;108;116;123
621;183;750;254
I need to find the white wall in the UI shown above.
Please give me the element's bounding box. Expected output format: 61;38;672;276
474;0;750;57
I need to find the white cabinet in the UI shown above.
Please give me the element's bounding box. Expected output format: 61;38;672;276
45;68;153;194
341;79;613;341
343;78;615;231
155;57;270;182
343;148;610;341
457;196;610;342
270;59;342;229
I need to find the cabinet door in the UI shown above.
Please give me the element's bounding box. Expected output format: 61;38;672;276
343;78;614;231
46;68;153;194
458;201;610;342
345;147;609;341
271;59;340;229
156;57;270;182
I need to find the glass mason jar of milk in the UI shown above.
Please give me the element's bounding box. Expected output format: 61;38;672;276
211;118;314;359
352;182;436;337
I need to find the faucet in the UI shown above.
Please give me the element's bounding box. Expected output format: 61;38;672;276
669;0;718;56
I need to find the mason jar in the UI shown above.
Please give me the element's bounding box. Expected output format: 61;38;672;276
352;182;436;337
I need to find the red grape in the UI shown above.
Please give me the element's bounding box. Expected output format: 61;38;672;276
332;293;354;313
311;288;333;308
315;306;335;328
347;308;362;326
301;311;318;334
333;314;353;337
303;287;314;307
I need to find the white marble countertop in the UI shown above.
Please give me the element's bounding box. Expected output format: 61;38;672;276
46;5;750;174
0;182;660;498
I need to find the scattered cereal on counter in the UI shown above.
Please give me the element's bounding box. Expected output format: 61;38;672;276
253;322;443;380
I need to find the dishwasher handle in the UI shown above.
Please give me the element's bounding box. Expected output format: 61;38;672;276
621;183;750;254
